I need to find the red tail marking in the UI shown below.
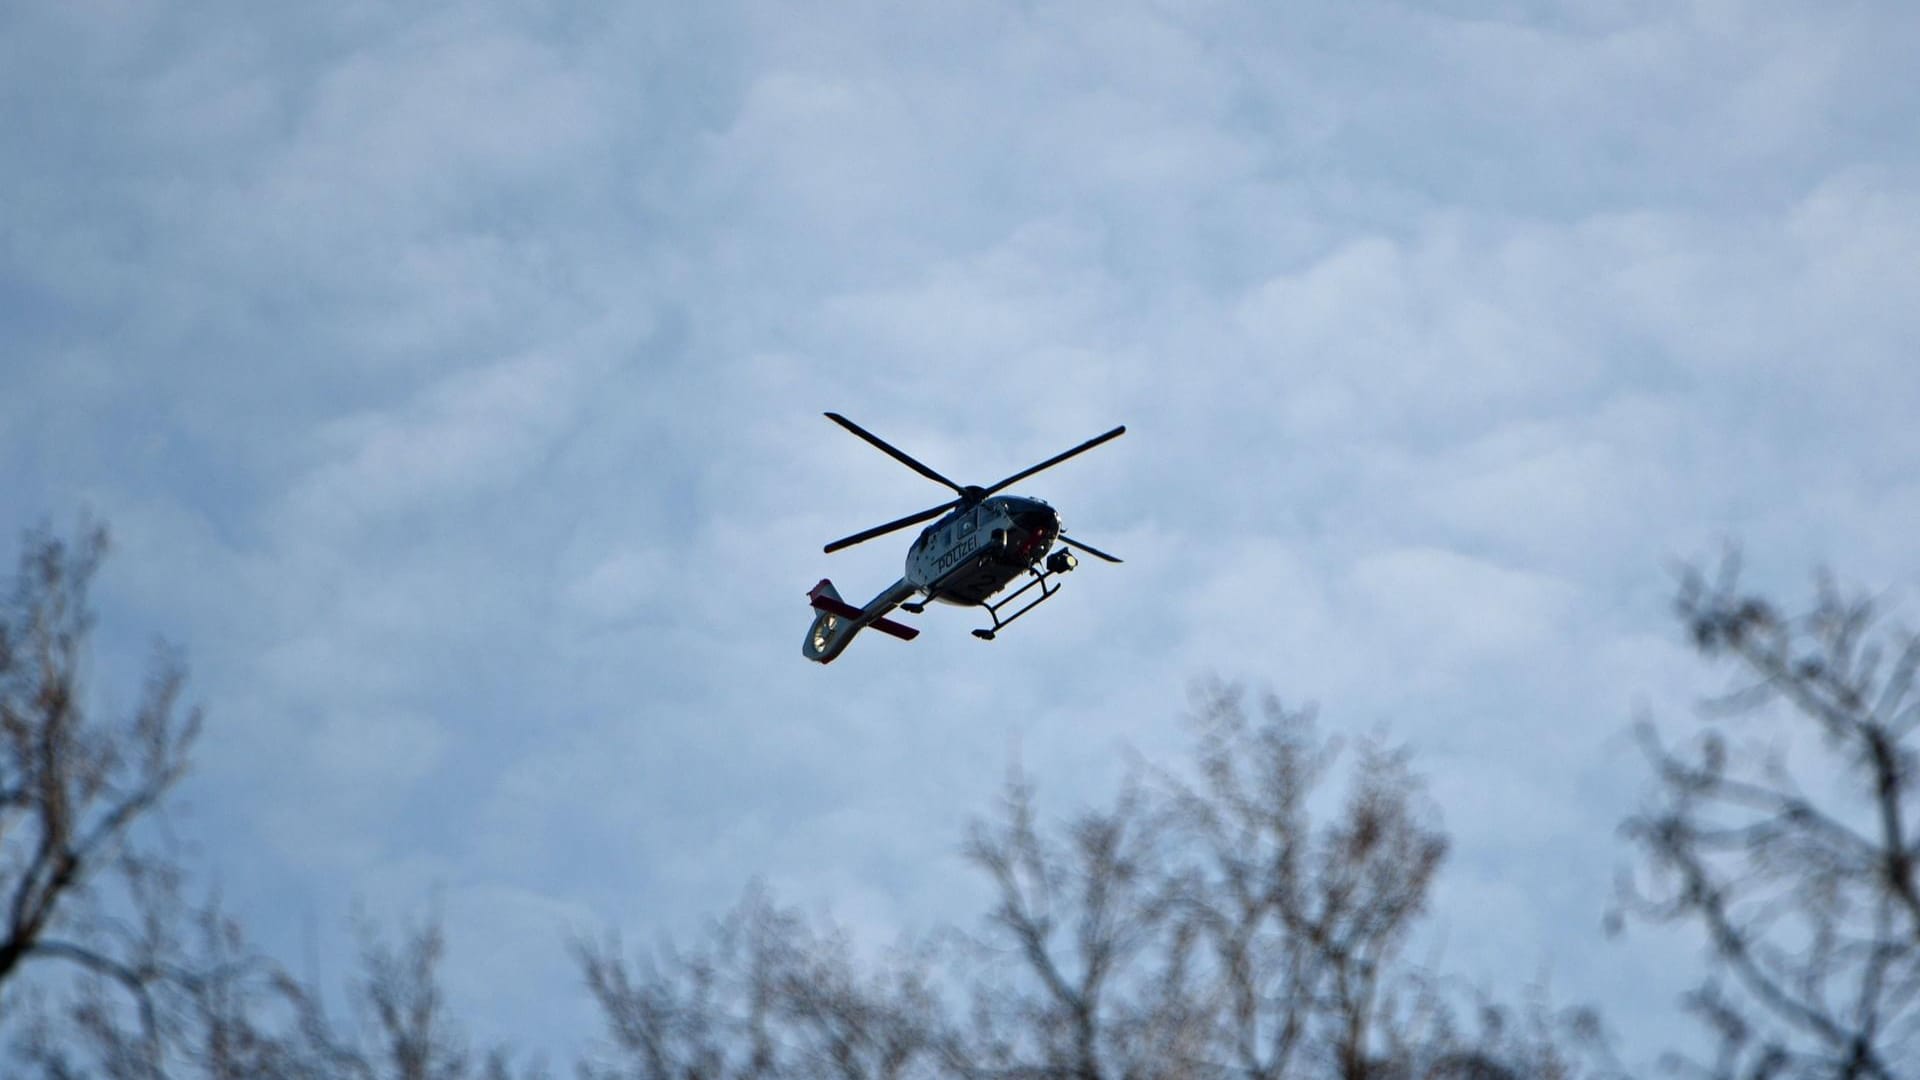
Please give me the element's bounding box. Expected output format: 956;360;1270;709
867;616;919;641
807;583;920;642
810;594;866;622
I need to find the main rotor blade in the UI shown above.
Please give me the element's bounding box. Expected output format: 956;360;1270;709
824;413;966;496
982;425;1126;497
1059;534;1123;563
824;499;960;554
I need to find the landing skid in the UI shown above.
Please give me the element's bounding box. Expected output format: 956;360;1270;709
971;558;1070;642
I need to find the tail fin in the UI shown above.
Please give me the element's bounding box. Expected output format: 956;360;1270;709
803;579;920;664
803;580;857;663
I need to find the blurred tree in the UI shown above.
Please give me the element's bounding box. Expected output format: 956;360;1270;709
1164;684;1449;1079
0;523;199;1058
0;525;532;1080
949;685;1455;1079
318;915;542;1080
955;769;1188;1078
583;684;1618;1080
576;883;946;1080
1621;560;1920;1079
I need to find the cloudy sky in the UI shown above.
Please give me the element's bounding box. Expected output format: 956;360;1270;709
5;0;1919;1067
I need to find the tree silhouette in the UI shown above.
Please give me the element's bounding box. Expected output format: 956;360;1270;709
577;883;945;1080
583;683;1615;1079
0;525;534;1080
1165;685;1449;1079
1621;559;1920;1079
1;523;199;1059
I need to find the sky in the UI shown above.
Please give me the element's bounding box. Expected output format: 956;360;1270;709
4;0;1919;1068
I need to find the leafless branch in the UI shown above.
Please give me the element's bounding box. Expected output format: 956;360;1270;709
1620;558;1920;1079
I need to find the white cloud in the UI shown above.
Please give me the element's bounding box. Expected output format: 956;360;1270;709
564;546;671;623
1350;545;1577;663
308;708;450;790
283;351;594;531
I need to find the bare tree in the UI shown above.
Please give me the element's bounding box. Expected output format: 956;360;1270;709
19;894;540;1079
1;523;200;1060
1620;560;1920;1078
1163;683;1450;1080
956;770;1191;1079
308;915;540;1080
0;523;316;1078
583;683;1619;1080
929;683;1572;1080
0;525;529;1080
577;884;946;1080
1377;980;1622;1080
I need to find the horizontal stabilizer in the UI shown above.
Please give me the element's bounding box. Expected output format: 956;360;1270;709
809;592;919;640
867;615;920;641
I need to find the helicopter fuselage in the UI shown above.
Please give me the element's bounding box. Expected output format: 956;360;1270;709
904;495;1060;606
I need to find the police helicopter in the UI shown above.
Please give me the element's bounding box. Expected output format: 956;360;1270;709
803;412;1124;664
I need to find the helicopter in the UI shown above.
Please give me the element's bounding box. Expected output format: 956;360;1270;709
803;412;1125;664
